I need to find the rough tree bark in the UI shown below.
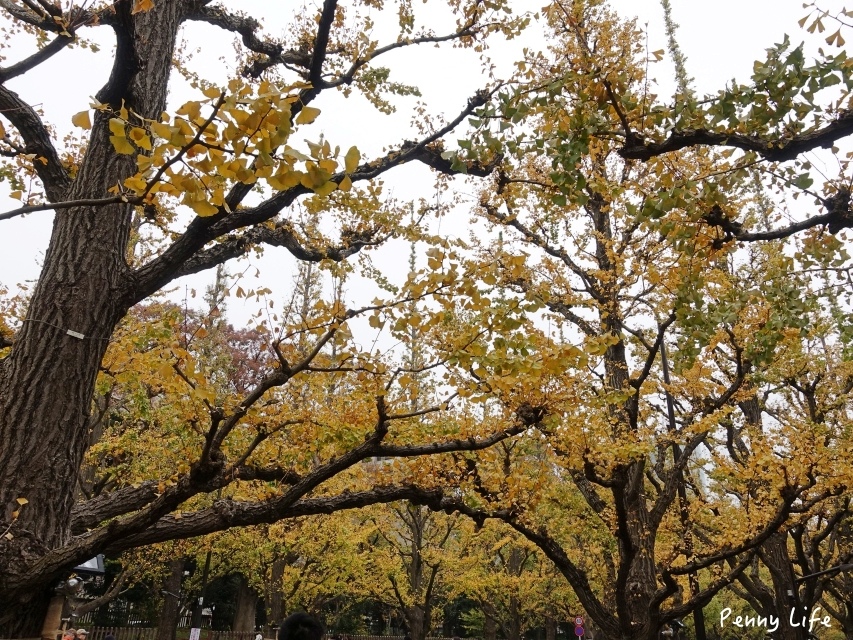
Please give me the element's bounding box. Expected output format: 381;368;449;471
481;602;497;640
544;616;557;640
266;557;286;627
233;574;259;632
0;1;183;634
156;559;186;640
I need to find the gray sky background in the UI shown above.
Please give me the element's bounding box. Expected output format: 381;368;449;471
0;1;843;326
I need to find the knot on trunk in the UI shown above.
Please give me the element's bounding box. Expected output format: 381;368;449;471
825;187;852;233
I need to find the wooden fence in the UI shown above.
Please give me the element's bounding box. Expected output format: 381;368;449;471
86;631;254;640
86;629;157;640
84;632;456;640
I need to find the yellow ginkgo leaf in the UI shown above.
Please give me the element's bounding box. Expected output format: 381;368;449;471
313;180;337;196
295;106;321;125
344;146;360;173
129;127;152;150
110;136;135;155
150;122;174;140
131;0;154;14
71;111;91;129
108;118;126;137
189;199;219;217
177;101;201;120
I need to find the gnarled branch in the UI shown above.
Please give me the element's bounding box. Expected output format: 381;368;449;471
619;110;853;163
0;85;71;201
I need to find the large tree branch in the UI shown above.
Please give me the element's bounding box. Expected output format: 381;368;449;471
619;110;853;163
69;464;302;534
129;89;499;303
33;420;526;596
374;425;528;458
305;0;337;95
628;314;676;391
648;430;709;531
172;220;384;280
659;551;755;622
469;508;619;637
185;4;312;77
0;33;73;82
702;188;853;244
668;486;802;576
0;85;71;201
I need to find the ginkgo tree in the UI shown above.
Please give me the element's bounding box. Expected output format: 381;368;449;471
0;0;536;633
405;2;853;640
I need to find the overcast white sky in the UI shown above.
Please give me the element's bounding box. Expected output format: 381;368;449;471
0;1;845;323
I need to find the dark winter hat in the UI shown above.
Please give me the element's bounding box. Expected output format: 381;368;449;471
277;613;324;640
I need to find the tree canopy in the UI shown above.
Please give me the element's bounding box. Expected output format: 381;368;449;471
1;0;853;638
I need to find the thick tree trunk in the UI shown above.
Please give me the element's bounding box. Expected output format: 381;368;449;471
544;616;557;640
504;596;521;640
482;602;497;640
234;574;259;632
0;1;185;634
607;491;661;636
266;557;286;627
157;559;186;640
406;606;427;640
761;533;807;640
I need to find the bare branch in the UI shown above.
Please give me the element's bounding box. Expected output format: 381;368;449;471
620;110;853;163
186;4;311;78
0;0;53;28
173;220;383;280
703;189;853;244
0;85;71;201
321;24;479;91
71;568;130;616
0;33;74;82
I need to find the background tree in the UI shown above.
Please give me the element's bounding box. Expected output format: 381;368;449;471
417;2;853;639
454;522;578;640
358;503;466;640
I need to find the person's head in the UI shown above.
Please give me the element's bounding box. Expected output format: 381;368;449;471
277;613;324;640
63;629;76;639
76;629;89;639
